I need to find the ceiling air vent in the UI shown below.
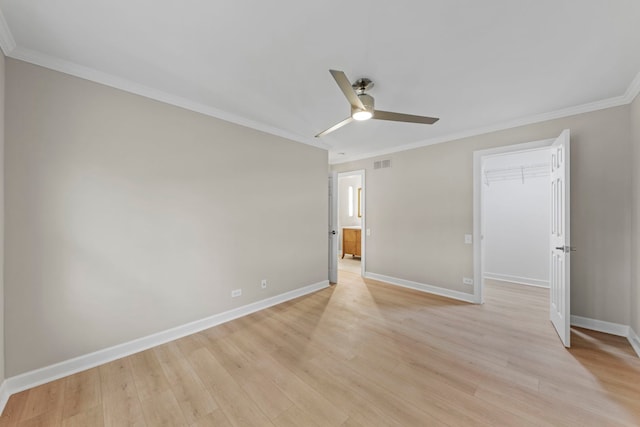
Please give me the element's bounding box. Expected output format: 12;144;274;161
374;159;392;170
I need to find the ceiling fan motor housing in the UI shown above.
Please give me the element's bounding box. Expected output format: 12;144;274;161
352;77;374;93
353;93;375;116
315;70;439;137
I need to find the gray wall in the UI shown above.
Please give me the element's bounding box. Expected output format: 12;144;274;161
0;52;5;383
4;59;328;376
333;105;632;324
632;93;640;334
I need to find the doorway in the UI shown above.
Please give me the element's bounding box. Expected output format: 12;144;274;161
337;170;365;279
482;148;551;289
473;138;554;303
473;130;571;347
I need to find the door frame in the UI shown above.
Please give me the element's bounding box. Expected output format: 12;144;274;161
337;169;366;277
328;171;338;284
473;138;554;304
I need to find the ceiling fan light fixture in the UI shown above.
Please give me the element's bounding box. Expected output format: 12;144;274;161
352;109;373;121
352;93;375;121
315;70;439;137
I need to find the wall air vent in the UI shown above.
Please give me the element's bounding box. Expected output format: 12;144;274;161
374;159;392;170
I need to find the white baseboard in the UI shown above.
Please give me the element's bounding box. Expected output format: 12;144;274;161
570;315;630;337
571;316;640;359
0;381;9;417
364;272;476;303
628;328;640;358
484;272;549;288
0;280;329;414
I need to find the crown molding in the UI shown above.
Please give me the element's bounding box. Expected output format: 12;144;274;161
0;7;16;56
624;70;640;104
330;89;634;164
8;46;329;151
4;36;639;162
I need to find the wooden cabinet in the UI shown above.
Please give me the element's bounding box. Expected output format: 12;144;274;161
342;227;361;258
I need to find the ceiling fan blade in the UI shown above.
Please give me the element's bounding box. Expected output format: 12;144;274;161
329;70;365;110
373;110;439;125
315;117;354;137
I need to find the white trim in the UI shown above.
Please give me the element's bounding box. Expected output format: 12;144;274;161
0;8;16;56
360;172;366;277
483;272;549;288
331;71;640;165
473;152;482;304
0;3;637;163
569;317;640;359
364;272;476;304
628;328;640;359
0;43;635;165
332;99;623;164
570;315;629;337
0;381;9;416
0;280;329;414
624;71;640;104
7;47;329;152
473;139;555;305
328;171;339;283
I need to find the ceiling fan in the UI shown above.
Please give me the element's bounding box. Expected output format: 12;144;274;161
315;69;439;137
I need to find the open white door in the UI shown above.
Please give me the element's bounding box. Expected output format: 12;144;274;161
328;172;338;283
550;129;571;347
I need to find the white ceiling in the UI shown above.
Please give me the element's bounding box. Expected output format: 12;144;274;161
1;1;639;163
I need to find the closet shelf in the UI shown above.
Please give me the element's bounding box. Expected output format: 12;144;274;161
484;163;549;185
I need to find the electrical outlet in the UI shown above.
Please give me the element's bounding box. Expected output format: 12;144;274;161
261;279;267;289
231;289;242;298
463;277;474;285
464;234;472;244
366;228;371;236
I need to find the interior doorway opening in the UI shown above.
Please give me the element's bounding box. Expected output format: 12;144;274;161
337;170;365;279
474;138;554;303
482;148;551;289
473;130;571;347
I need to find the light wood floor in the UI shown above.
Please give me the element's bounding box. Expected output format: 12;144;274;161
2;273;640;426
338;255;361;275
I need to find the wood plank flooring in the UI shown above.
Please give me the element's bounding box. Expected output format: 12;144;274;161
2;273;640;426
